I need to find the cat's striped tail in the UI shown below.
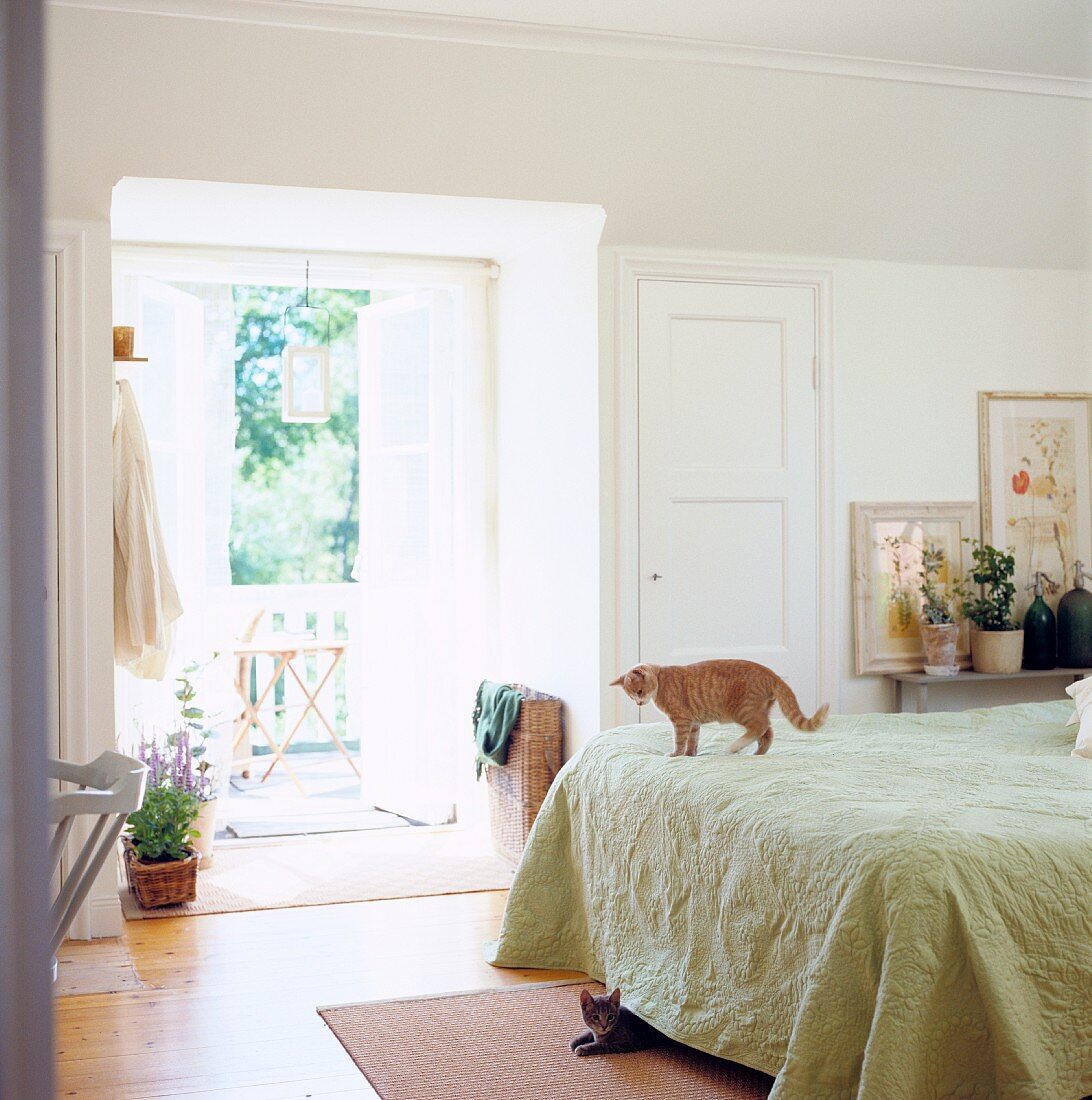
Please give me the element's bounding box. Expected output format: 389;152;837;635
773;680;829;732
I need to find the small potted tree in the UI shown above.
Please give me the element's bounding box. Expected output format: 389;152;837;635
955;539;1024;674
918;542;960;676
123;734;202;908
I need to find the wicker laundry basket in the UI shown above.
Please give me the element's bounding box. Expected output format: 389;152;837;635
486;686;563;865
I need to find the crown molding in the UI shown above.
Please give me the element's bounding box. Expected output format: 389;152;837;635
52;0;1092;100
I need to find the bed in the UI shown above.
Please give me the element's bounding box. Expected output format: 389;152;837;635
485;701;1092;1100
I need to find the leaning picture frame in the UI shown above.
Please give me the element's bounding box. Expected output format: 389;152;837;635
979;391;1092;620
851;501;978;675
282;345;331;423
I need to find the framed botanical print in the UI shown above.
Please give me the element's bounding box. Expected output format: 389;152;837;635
979;392;1092;619
852;502;978;675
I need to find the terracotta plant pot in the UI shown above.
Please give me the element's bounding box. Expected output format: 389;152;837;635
920;622;959;676
192;799;217;868
970;628;1024;675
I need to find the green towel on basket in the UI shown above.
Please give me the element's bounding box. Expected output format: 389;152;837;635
473;681;522;779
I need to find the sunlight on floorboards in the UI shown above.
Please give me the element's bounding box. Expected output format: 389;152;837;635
54;890;584;1099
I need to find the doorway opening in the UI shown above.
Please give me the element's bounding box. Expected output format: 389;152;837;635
104;178;604;922
112;246;500;913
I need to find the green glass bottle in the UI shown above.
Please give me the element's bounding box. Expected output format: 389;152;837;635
1022;572;1057;670
1058;561;1092;669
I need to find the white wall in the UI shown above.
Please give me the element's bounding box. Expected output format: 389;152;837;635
833;260;1092;712
44;7;1091;752
493;214;605;752
49;220;120;938
600;253;1092;724
46;7;1087;270
107;179;607;765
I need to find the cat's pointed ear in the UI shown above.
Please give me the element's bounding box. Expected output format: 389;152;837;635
609;676;625;687
580;988;593;1007
609;988;621;1007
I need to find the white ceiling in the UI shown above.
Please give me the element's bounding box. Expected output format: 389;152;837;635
295;0;1092;79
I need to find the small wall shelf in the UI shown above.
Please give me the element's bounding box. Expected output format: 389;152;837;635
886;668;1091;713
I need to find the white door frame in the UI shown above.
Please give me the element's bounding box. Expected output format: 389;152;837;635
606;249;836;727
2;5;53;1089
46;221;121;938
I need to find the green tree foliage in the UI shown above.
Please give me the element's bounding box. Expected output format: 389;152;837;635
230;285;370;584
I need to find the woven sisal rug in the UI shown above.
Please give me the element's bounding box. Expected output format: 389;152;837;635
121;829;513;919
319;981;774;1099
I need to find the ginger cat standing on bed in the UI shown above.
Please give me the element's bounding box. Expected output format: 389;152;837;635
610;660;828;757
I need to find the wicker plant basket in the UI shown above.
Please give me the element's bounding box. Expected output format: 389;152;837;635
123;839;199;909
486;686;562;865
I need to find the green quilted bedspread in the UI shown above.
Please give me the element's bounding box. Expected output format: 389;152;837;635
484;701;1092;1100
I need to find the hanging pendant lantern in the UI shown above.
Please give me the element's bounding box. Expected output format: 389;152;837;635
281;261;332;424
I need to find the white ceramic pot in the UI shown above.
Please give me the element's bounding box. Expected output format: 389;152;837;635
192;799;218;868
970;629;1024;675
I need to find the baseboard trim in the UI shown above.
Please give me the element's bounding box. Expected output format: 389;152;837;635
89;893;124;939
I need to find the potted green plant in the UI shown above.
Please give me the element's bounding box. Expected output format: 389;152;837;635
172;657;220;867
123;733;201;908
918;542;960;676
883;536;960;675
954;539;1024;674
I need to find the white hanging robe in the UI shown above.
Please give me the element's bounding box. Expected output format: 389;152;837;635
113;380;183;679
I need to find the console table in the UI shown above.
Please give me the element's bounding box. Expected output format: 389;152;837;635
887;668;1091;714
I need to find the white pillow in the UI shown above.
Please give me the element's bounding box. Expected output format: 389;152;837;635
1064;678;1092;759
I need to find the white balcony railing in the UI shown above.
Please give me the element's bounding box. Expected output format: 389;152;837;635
214;583;362;758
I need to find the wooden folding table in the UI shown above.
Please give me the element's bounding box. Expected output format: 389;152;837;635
232;636;359;796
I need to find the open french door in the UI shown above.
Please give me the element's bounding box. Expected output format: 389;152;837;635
355;291;460;824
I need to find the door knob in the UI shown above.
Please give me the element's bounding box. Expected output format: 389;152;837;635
651;573;662;581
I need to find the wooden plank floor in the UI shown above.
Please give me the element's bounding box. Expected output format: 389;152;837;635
54;891;583;1099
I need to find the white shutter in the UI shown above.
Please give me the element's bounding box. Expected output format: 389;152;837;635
355;292;459;823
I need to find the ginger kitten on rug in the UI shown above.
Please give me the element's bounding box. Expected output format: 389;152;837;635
610;659;828;757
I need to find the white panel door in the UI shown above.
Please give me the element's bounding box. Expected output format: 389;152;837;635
637;278;820;710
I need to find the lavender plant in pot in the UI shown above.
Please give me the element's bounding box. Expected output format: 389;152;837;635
123;734;203;909
918;542;960;676
954;539;1024;674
